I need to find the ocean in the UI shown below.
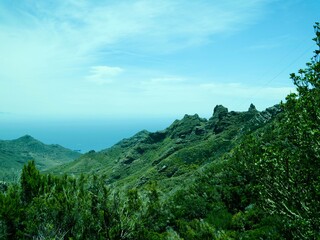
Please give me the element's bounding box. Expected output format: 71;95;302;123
0;118;175;153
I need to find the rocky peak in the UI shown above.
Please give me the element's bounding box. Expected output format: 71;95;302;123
207;105;230;134
212;105;228;119
248;103;257;113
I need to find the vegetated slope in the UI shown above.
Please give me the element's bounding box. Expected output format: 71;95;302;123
1;23;318;240
0;135;81;181
49;104;280;192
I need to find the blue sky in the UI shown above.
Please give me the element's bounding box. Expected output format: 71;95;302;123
0;0;319;120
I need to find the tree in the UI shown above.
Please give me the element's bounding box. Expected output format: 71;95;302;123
20;160;42;204
0;184;23;239
257;22;320;239
225;23;320;239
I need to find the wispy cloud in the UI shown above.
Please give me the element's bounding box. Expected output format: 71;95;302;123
0;0;268;81
0;0;269;61
0;0;270;74
86;66;124;85
0;0;273;117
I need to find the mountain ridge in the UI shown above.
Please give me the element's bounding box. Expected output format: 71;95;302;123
48;104;281;193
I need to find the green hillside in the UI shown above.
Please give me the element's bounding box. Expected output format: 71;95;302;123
0;23;319;240
0;135;81;182
49;104;280;193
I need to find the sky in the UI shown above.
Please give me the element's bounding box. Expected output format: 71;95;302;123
0;0;319;121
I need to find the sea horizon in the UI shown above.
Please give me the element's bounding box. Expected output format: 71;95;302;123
0;118;176;153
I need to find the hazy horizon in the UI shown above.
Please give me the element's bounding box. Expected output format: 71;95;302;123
0;117;179;152
0;102;273;152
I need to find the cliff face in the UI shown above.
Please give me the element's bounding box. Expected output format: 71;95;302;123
49;104;280;192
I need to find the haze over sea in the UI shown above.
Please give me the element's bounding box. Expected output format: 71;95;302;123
0;118;174;153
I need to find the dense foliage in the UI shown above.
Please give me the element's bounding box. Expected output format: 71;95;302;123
0;23;319;239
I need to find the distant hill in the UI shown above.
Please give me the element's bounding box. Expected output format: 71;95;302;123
49;104;280;193
0;135;81;182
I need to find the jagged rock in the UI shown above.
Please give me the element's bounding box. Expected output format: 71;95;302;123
212;105;228;119
194;126;206;135
248;103;258;112
168;114;207;139
265;104;281;116
249;104;282;126
208;105;231;134
144;131;167;144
